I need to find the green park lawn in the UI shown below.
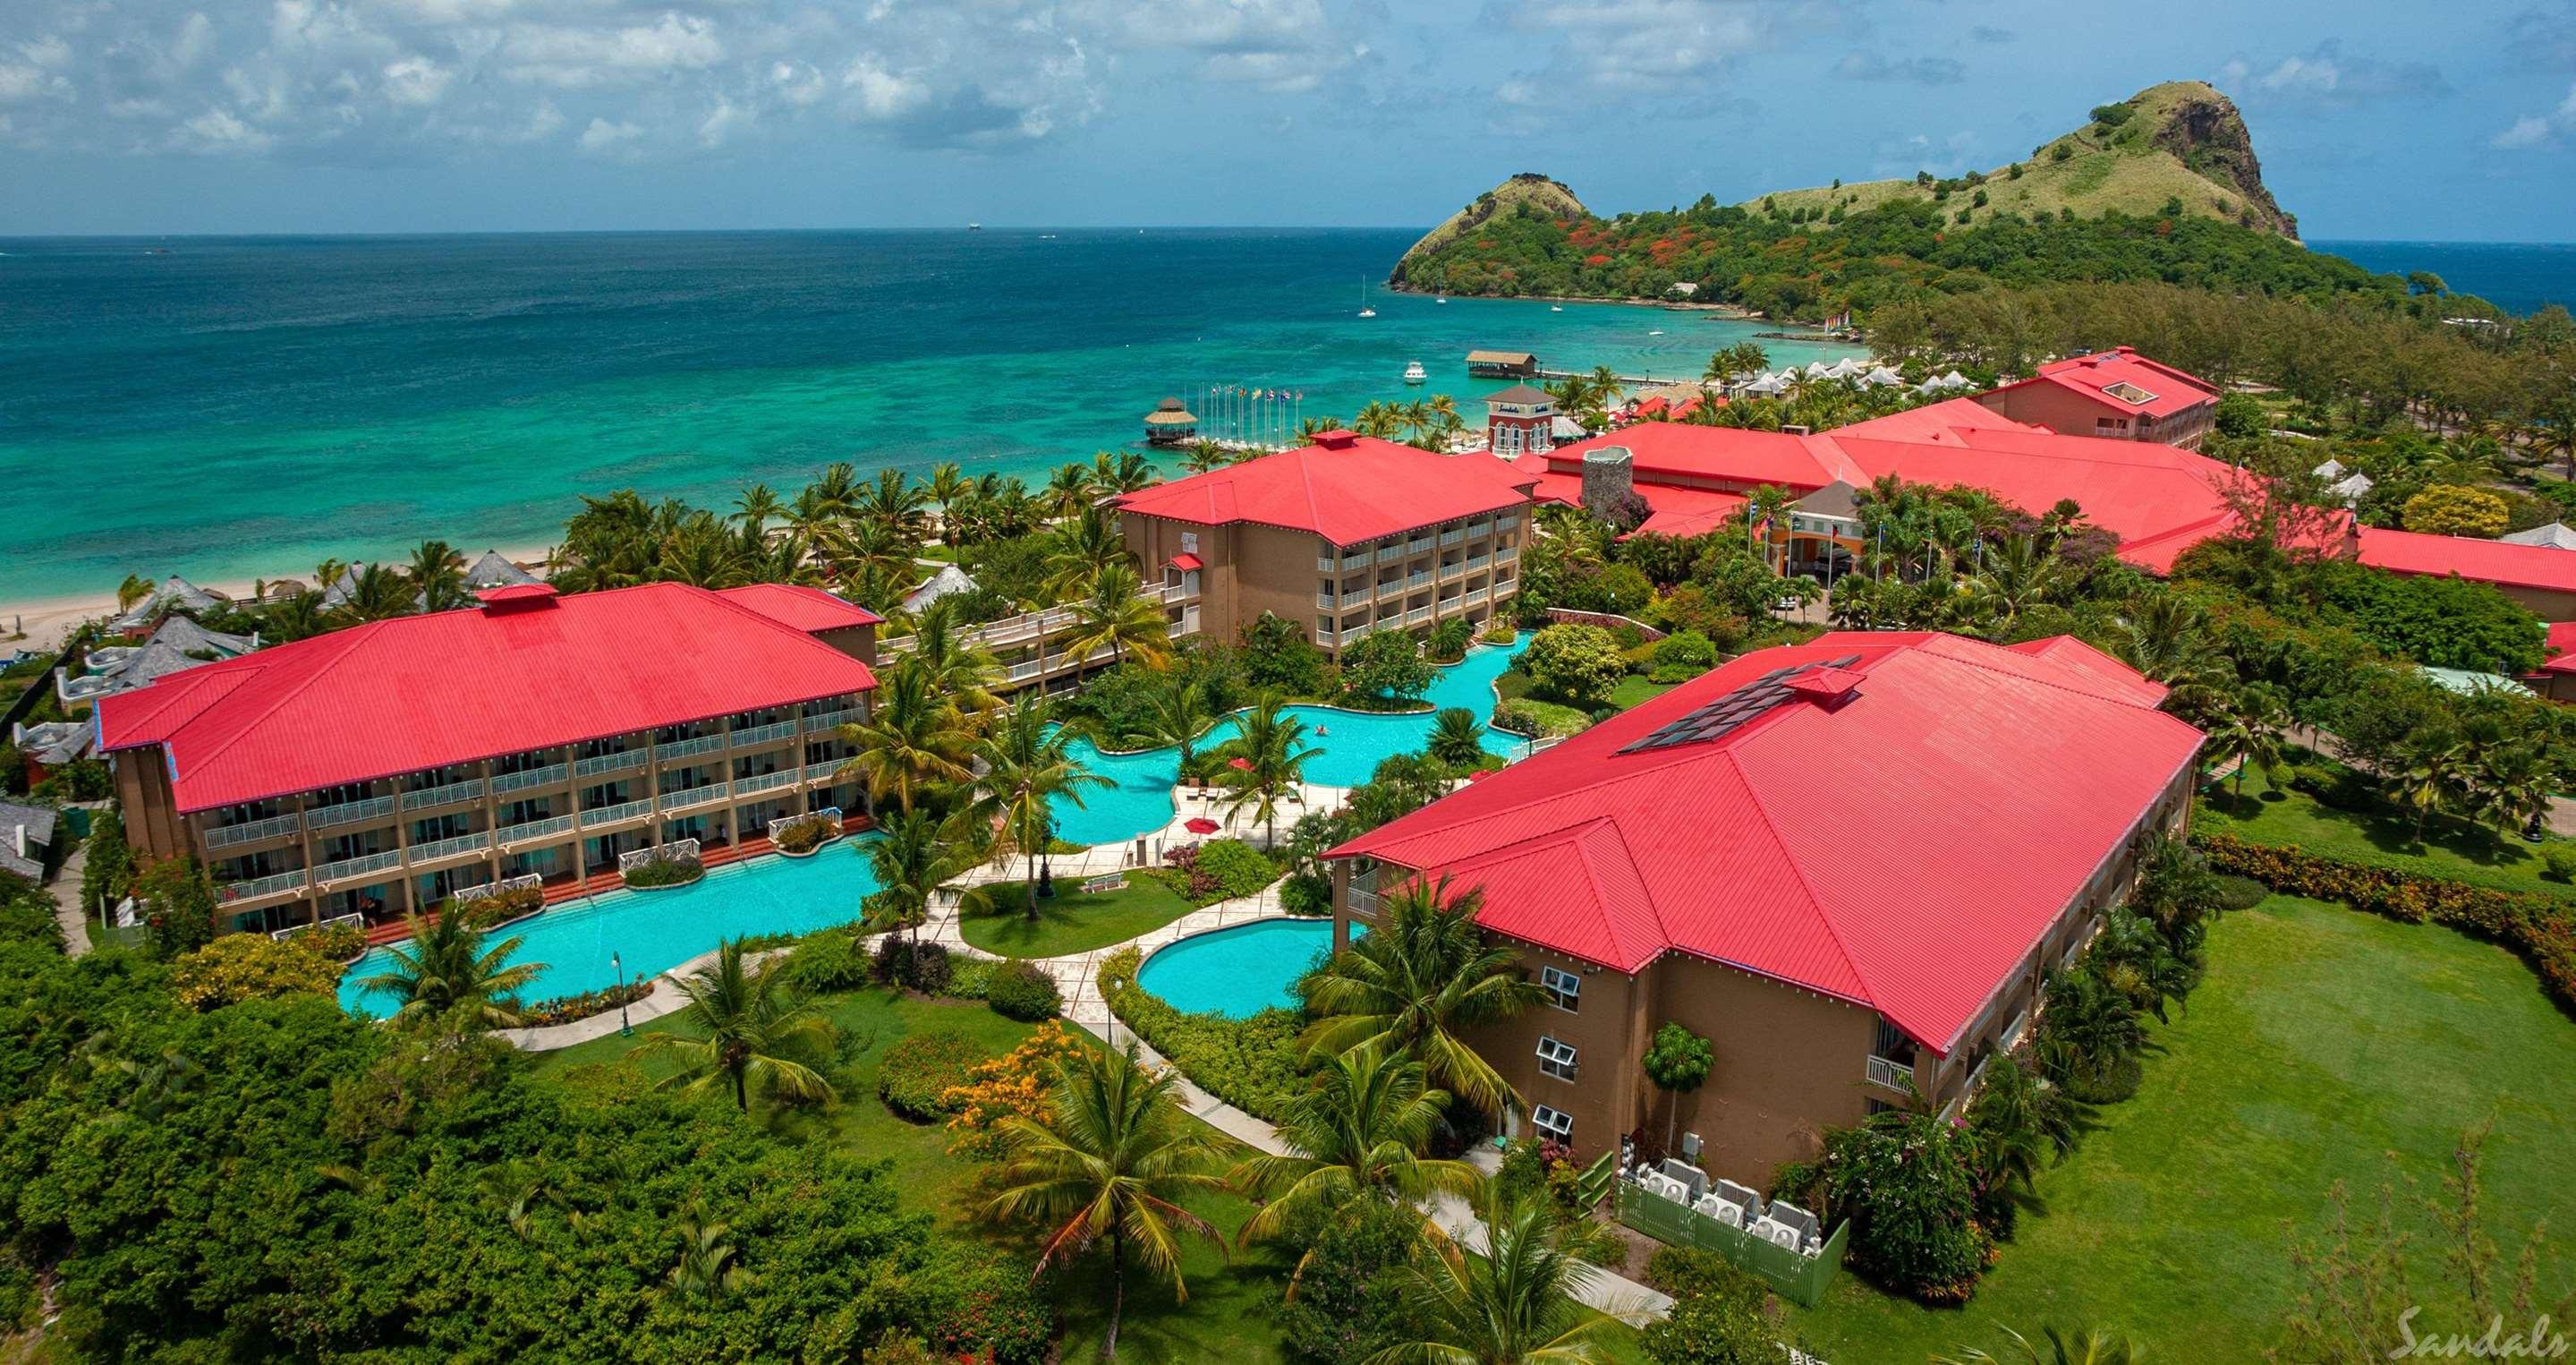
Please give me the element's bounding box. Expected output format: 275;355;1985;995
1606;674;1679;711
2196;765;2576;900
958;876;1197;959
1785;894;2576;1361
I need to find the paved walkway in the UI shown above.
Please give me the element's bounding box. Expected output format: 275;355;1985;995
47;842;92;958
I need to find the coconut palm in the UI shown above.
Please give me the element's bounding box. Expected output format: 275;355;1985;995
1968;535;2065;627
734;482;784;535
1092;449;1159;495
663;1205;751;1298
1362;1188;1626;1365
837;661;973;815
1354;401;1404;440
862;806;981;943
655;516;751;589
1182;439;1230;474
1426;708;1485;770
406;541;470;612
1219;694;1317;847
635;939;836;1113
854;467;931;545
1232;1045;1481;1255
115;574;157;611
1059;563;1174;673
1045;462;1101;520
956;696;1112;918
905;597;1006;721
1426;393;1463;442
336;561;419;624
1045;508;1130;600
1934;1326;2147;1365
986;1040;1231;1361
1302;875;1545;1119
807;461;864;516
818;516;916;592
260;589;329;643
743;527;824;587
358;900;546;1029
926;461;968;529
783;484;843;546
1426;617;1473;664
2203;681;2286;802
1142;672;1213;771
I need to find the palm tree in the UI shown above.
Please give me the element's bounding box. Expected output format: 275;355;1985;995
663;1203;751;1298
115;574;157;611
1045;462;1101;520
358;901;545;1029
926;461;968;533
1354;401;1403;440
905;597;1006;721
1092;449;1158;495
1219;694;1317;847
636;939;836;1113
807;461;864;517
854;467;931;546
405;541;469;611
337;562;418;624
1425;393;1463;444
986;1041;1231;1361
1427;707;1484;770
1934;1326;2147;1365
1045;508;1129;600
1182;439;1230;474
1301;875;1546;1119
1427;617;1473;664
1968;535;2064;627
958;697;1112;918
1363;1189;1625;1365
734;482;785;535
861;807;977;943
2204;682;2286;802
656;515;751;589
784;484;843;546
1142;672;1212;771
260;589;329;643
1232;1045;1481;1256
837;661;973;815
1059;563;1173;673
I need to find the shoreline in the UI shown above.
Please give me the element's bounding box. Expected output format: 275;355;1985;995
2;541;557;653
1382;284;1765;318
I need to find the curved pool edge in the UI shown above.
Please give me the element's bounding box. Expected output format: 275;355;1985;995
1130;913;1358;1019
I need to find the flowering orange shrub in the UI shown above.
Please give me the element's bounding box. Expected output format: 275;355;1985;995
942;1021;1084;1160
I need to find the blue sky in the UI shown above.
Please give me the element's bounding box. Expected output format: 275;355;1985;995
2;0;2572;240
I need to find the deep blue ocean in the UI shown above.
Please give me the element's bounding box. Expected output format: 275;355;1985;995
0;229;2565;606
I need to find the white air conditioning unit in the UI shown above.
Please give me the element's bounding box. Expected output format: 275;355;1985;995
1680;1132;1702;1161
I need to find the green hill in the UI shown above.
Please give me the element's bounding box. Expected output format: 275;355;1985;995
1740;81;2297;238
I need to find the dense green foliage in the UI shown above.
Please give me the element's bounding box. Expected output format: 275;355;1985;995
876;1029;993;1121
1097;946;1308;1122
982;960;1063;1022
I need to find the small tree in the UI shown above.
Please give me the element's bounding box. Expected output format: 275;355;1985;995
2399;484;2510;539
1521;623;1627;707
1642;1022;1714;1152
1338;629;1434;706
134;856;219;958
81;808;136;918
1426;708;1486;771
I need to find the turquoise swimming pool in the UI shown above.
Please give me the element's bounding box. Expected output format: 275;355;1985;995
1049;632;1533;848
1135;917;1356;1019
337;837;884;1018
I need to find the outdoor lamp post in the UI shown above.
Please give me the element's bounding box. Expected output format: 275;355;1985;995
614;951;632;1037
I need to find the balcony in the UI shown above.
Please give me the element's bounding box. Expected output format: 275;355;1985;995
1405;605;1431;625
1316;550;1366;574
1466;553;1491;572
495;814;574;847
734;769;798;797
660;783;730;813
1404;570;1431;590
731;719;801;748
408;831;494;865
492;764;569;795
1439;560;1465;582
803;707;858;733
220;868;309;904
307;794;395;832
1373;542;1405;565
581;798;654;827
658;734;726;762
1496;545;1519;564
574;750;646;779
802;761;845;786
1495;514;1520;532
1466;586;1490;605
402;776;488;811
1439;525;1466;547
311;849;401;886
1006;657;1047;683
1865;1055;1915;1093
205;811;301;850
1405;536;1434;558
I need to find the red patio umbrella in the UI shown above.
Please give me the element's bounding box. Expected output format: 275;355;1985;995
1183;817;1221;835
1227;757;1254;772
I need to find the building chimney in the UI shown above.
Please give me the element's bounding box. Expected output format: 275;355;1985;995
1311;428;1359;449
1580;446;1634;514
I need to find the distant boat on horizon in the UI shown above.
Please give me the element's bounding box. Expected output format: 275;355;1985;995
1357;278;1376;319
1403;360;1426;385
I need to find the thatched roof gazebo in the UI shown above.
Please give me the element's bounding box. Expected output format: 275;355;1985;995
1143;397;1198;446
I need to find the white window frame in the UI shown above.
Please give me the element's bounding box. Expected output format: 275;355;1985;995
1539;965;1581;1012
1536;1036;1578;1082
1531;1104;1573;1140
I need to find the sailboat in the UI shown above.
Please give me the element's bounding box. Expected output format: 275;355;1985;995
1402;360;1427;385
1357;278;1377;319
1435;295;1447;304
1550;304;1562;312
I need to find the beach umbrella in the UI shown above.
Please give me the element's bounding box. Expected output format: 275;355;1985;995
1184;817;1220;835
1227;756;1254;772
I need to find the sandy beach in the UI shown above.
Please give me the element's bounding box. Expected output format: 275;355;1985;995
3;542;557;654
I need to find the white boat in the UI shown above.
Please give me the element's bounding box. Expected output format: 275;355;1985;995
1648;329;1664;336
1357;278;1376;319
1435;296;1447;304
1402;361;1427;385
967;222;982;231
1551;304;1562;312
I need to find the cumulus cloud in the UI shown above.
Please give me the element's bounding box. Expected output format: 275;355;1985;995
1479;0;1786;131
2506;3;2576;73
1835;50;1963;86
2490;81;2576;149
2218;40;2451;107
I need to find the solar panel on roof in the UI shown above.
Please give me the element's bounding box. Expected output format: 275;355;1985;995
1619;656;1865;755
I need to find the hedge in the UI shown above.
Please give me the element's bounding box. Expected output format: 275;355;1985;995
2194;832;2576;1011
985;960;1062;1022
878;1030;992;1121
1095;946;1305;1122
1492;697;1591;739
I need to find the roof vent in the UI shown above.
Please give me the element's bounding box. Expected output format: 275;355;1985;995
1311;429;1359;449
475;584;560;612
1784;666;1865;707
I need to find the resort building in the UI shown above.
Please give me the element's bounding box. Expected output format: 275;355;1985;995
1109;429;1536;653
1326;631;2203;1175
1143;397;1199;447
96;582;882;934
2526;622;2576;703
1484;385;1561;456
0;800;57;883
1466;349;1540;379
1970;347;2222;450
107;575;225;638
2355;527;2576;622
60;615;260;705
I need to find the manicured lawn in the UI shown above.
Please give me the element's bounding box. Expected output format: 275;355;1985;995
2196;765;2575;900
1606;674;1678;711
959;876;1196;959
1783;895;2576;1361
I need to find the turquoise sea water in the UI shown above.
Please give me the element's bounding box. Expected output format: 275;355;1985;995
337;834;886;1017
1136;917;1348;1019
1049;631;1532;847
0;230;1863;604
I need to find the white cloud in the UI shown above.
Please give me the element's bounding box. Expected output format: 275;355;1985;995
696;94;748;146
380;55;452;106
2219;40;2450;107
576;114;640;153
2495;114;2554;148
2491;81;2576;149
171;105;274;152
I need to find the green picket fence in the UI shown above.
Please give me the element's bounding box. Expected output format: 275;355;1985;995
1614;1182;1849;1308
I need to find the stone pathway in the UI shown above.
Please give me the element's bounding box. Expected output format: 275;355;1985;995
47;841;91;958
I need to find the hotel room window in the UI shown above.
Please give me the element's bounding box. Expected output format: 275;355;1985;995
1539;965;1581;1012
1536;1036;1579;1081
1531;1105;1574;1141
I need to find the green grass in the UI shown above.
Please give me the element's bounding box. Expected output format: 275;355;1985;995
2196;765;2576;900
1784;895;2576;1361
959;877;1196;959
1606;675;1677;711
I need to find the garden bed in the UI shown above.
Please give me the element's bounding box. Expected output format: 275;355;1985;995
958;876;1195;959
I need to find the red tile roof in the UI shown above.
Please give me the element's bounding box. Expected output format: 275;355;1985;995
1994;346;2219;421
715;582;883;634
1110;433;1537;546
1329;632;2201;1054
1537;422;1862;491
2539;622;2576;675
2356;527;2576;596
1518;463;1747;538
97;582;880;814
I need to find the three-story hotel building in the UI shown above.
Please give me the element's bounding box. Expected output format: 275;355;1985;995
98;582;881;934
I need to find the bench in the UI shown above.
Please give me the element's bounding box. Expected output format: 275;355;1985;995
1081;874;1127;894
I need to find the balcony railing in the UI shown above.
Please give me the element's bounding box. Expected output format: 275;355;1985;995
1466;587;1490;605
1439;525;1466;547
658;734;725;762
574;750;646;779
1495;514;1520;531
803;707;858;733
1007;657;1047;682
1439;560;1465;581
205;811;301;849
1496;545;1520;564
495;814;574;847
660;783;730;813
1865;1055;1914;1093
402;776;488;811
1317;550;1367;573
735;769;798;796
1467;553;1491;572
731;720;801;747
220;868;309;903
1373;542;1405;565
409;831;494;864
492;764;569;795
1315;592;1341;610
1406;606;1431;625
1405;537;1433;558
1405;570;1432;590
312;849;401;885
803;761;845;785
306;794;394;832
582;798;654;827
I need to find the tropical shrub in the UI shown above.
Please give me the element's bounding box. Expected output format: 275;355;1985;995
783;930;873;993
871;936;955;995
134;855;218;957
516;979;654;1028
2196;832;2576;1011
1426;706;1487;769
1492;697;1592;738
306;919;368;962
1640;1246;1777;1365
1651;629;1718;671
1522;623;1628;705
1241;611;1331;697
169;933;344;1010
1480;624;1518;645
873;1241;1057;1365
877;1029;992;1121
620;853;703;889
2214;873;2272;910
1810;1105;1990;1302
945;957;996;1000
2399;483;2509;538
1339;629;1435;706
984;960;1061;1021
774;815;839;854
1274;1200;1427;1365
1101;949;1305;1120
1192;839;1281;903
2036;963;2146;1104
941;1020;1084;1159
1426;617;1473;663
457;883;543;929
